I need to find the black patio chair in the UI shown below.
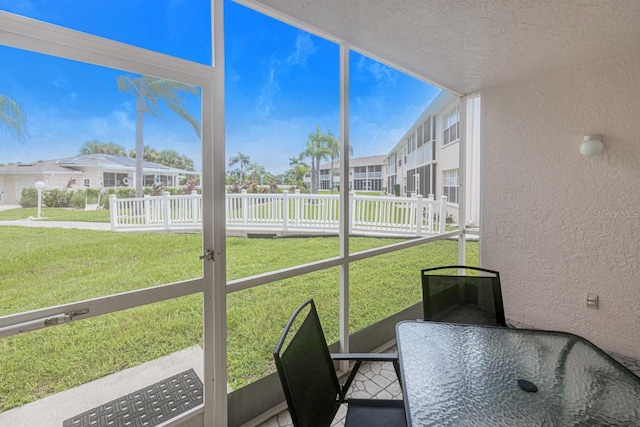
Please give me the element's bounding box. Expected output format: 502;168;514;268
421;265;506;327
274;298;406;427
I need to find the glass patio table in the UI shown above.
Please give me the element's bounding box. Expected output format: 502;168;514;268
396;320;640;426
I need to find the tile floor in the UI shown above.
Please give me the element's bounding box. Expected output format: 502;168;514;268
259;351;640;427
258;358;402;427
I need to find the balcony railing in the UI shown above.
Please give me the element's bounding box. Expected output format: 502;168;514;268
109;191;448;236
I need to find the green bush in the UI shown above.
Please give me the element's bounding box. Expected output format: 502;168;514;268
19;188;38;208
116;188;135;199
71;191;87;209
43;189;72;208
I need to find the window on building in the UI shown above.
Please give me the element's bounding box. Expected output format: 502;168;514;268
443;105;460;146
442;169;459;204
103;172;130;187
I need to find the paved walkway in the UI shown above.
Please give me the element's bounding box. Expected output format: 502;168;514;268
0;205;112;230
0;219;111;230
0;346;205;427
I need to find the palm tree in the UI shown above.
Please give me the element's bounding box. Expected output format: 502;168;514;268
117;75;201;197
324;130;353;193
0;95;27;142
228;152;250;183
303;125;330;194
129;146;161;164
247;162;266;184
287;155;309;185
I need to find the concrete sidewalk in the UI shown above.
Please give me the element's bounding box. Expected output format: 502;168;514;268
0;346;205;427
0;219;111;231
0;205;111;230
0;204;21;211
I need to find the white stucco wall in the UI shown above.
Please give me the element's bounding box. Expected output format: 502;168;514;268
481;52;640;359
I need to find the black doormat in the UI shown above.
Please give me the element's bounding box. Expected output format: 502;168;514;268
63;369;203;427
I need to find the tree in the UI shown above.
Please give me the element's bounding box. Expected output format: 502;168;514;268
247;162;266;184
129;146;160;164
0;95;27;142
128;147;195;171
158;149;194;171
287;155;309;185
228;152;250;183
79;140;127;156
117;75;201;197
324;130;353;193
302;125;331;194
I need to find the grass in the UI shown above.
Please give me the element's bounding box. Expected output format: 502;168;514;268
0;207;110;222
0;224;478;412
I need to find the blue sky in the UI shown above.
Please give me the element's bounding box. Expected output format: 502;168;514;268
0;0;439;174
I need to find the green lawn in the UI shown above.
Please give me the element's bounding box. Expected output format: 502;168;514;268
0;207;110;222
0;225;477;412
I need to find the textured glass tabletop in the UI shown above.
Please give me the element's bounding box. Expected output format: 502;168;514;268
396;321;640;426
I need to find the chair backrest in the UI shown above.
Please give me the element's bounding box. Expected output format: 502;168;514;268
274;299;341;427
421;265;506;326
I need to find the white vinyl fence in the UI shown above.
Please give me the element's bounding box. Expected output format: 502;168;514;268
109;191;448;236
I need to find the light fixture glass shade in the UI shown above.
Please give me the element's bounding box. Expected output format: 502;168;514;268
580;135;603;157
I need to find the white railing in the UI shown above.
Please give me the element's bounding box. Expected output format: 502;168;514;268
110;191;448;236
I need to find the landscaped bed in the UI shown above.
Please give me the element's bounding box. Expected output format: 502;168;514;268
0;213;477;412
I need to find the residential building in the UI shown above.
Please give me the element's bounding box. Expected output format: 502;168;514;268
385;91;481;226
303;154;386;192
0;154;196;204
2;2;640;426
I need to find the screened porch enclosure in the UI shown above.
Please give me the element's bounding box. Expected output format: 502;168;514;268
0;3;472;426
4;0;639;426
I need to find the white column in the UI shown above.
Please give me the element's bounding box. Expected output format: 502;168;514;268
203;0;227;424
458;96;467;266
339;43;350;370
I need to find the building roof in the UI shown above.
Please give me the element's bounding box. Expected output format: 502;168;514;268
319;155;386;170
240;0;640;96
0;159;82;175
0;155;196;176
56;154;195;175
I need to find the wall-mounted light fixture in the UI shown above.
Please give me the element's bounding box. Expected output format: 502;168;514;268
580;134;603;157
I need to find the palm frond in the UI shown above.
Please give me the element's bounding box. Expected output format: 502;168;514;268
0;95;28;141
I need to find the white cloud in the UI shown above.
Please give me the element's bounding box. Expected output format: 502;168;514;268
256;32;318;119
256;64;280;117
51;70;67;88
286;33;317;67
356;55;399;85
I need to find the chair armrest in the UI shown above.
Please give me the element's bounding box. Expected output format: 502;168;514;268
330;352;398;362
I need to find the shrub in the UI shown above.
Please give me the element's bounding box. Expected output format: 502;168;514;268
19;188;38;208
43;189;72;208
116;188;135;199
71;190;87;209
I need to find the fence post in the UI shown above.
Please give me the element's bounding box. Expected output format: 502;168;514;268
163;191;171;231
282;190;289;231
427;194;434;233
416;194;423;236
294;189;300;226
191;190;199;224
349;191;355;234
144;194;151;225
109;194;117;231
242;189;248;225
439;195;448;234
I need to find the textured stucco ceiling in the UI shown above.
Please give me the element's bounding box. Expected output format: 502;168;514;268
238;0;640;95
